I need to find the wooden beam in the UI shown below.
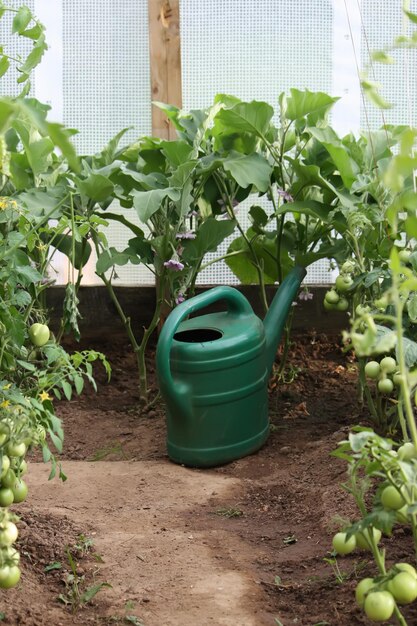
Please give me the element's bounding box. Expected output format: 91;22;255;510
148;0;182;139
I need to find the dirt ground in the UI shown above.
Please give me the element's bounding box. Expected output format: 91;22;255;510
1;332;417;625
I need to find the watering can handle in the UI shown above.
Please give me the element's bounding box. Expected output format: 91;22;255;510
156;287;253;421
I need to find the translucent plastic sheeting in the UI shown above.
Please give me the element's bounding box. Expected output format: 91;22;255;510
181;0;334;285
360;0;417;130
180;0;333;115
0;0;36;97
0;1;413;286
62;0;151;154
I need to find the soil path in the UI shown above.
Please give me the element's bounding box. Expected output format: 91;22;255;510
23;460;268;626
6;335;417;625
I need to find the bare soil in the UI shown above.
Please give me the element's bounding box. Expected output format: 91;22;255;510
1;332;417;625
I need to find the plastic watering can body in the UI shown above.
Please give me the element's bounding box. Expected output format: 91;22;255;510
156;266;306;468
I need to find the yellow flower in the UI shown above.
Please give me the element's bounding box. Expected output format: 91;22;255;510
39;391;52;403
2;384;11;390
0;400;10;408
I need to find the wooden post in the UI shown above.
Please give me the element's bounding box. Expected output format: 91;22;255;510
148;0;183;327
148;0;182;139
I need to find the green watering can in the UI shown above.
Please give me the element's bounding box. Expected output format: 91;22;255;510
156;265;306;468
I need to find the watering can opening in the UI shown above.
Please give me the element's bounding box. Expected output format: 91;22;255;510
173;328;223;343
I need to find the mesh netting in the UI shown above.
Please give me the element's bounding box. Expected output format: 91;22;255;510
0;0;36;97
0;1;413;286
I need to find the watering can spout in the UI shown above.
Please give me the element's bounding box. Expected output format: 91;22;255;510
264;265;307;375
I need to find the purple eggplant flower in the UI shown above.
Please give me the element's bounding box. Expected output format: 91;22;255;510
298;288;313;301
277;189;294;203
164;258;184;271
176;232;196;240
217;198;239;212
175;293;186;305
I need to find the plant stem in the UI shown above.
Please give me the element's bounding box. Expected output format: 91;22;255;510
91;235;146;399
358;358;379;422
275;308;294;380
397;395;409;442
136;273;168;403
213;171;269;312
394;285;417;448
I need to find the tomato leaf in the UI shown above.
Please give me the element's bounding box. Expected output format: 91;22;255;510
12;6;32;34
0;55;9;78
49;430;63;454
60;380;72;401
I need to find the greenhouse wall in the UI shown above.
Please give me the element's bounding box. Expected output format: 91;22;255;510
1;0;416;287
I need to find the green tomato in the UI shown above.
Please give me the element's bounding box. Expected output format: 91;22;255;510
364;591;395;621
399;249;411;263
35;425;46;443
0;521;18;546
381;485;405;510
0;488;13;507
1;468;16;489
335;297;349;312
389;571;417;604
396;505;409;524
396;563;417;579
12;479;28;504
365;361;381;380
332;531;356;555
2;546;20;565
28;322;50;347
325;289;340;305
0;564;20;589
335;275;353;293
380;356;397;373
323;299;335;311
13;458;27;477
341;260;355;274
5;442;26;458
355;577;376;607
374;296;389;310
398;442;417;460
356;304;370;316
393;371;404;387
0;455;10;479
355;527;382;550
378;378;394;395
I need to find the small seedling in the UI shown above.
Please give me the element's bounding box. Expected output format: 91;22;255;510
44;561;62;573
89;441;126;461
125;617;145;626
323;555;367;585
283;534;297;545
75;533;94;556
58;546;111;612
214;507;243;518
